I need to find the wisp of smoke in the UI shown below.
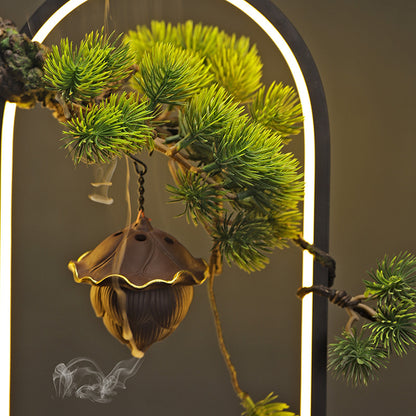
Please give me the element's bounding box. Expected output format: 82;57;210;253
53;357;142;403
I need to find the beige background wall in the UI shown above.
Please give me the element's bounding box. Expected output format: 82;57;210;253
1;1;415;415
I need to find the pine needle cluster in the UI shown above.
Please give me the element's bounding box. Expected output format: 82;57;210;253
43;30;133;102
328;252;416;386
208;34;262;102
212;212;274;272
328;330;387;386
126;20;271;103
134;42;213;108
249;82;303;139
241;393;296;416
63;93;152;164
178;85;243;158
166;171;227;225
168;92;303;271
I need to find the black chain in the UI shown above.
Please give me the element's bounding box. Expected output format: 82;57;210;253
129;155;147;212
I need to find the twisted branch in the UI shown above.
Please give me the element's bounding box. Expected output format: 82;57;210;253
207;247;248;401
297;285;377;334
293;236;336;286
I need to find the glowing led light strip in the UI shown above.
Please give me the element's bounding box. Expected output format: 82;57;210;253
0;2;88;414
0;102;16;416
1;1;316;414
225;2;315;415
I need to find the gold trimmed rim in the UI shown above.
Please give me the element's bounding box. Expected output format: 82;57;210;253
68;251;209;289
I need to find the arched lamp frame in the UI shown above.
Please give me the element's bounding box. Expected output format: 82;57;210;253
0;1;331;415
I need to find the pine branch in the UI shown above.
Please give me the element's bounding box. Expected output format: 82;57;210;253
207;254;248;401
364;252;416;305
207;250;295;415
249;82;303;139
292;237;336;284
176;85;243;159
133;42;213;108
43;29;133;102
212;212;274;272
127;20;264;103
174;20;221;57
365;304;416;356
63;93;153;164
207;34;263;102
302;252;416;386
125;20;178;63
166;170;228;225
203;117;303;212
328;330;387;387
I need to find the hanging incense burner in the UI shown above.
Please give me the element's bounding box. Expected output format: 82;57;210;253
68;157;209;357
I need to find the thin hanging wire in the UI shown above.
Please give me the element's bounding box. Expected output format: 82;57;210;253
104;0;111;34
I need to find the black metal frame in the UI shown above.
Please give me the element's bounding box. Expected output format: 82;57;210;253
245;2;331;414
0;1;331;414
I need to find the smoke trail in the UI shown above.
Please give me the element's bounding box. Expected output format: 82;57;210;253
53;357;142;403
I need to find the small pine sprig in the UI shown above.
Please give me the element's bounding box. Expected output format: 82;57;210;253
178;85;243;156
365;303;416;356
207;34;262;102
267;210;303;248
212;212;274;272
249;82;303;139
126;21;265;103
175;20;221;57
125;20;224;63
134;42;213;108
43;30;133;102
364;252;416;305
82;31;133;85
241;393;296;416
125;20;177;63
203;117;303;212
328;330;387;386
166;171;227;226
63;93;153;164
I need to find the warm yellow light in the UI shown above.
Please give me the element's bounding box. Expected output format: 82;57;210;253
225;2;315;415
0;2;89;414
0;102;16;416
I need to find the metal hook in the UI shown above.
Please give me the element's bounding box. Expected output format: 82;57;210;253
129;154;147;176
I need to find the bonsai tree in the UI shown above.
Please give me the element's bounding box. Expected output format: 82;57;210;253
1;17;415;415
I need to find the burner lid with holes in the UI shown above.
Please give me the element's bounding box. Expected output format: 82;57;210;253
68;211;209;289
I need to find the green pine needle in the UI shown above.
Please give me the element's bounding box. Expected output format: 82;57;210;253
241;393;296;416
125;20;178;63
167;171;227;225
43;29;133;102
125;20;235;64
365;304;416;357
63;93;153;164
178;85;243;157
207;34;263;102
204;117;303;212
126;21;264;103
249;82;303;138
213;212;274;272
267;210;303;248
328;330;387;386
175;20;221;57
134;42;213;108
364;252;416;305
